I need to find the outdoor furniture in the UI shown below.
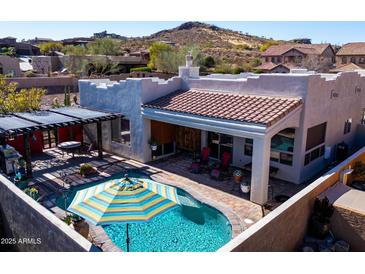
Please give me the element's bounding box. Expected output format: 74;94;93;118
67;175;180;252
189;147;211;174
58;141;82;157
210;152;232;180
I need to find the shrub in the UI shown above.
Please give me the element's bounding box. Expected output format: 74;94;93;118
80;163;95;176
259;40;279;52
232;66;244;74
203;56;215;68
24;70;37;77
130;67;152;72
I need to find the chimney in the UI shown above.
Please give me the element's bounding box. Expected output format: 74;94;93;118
179;51;199;79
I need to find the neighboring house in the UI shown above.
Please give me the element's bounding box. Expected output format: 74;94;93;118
0;55;21;76
0;37;40;56
79;55;365;205
334;42;365;71
61;37;94;47
258;43;335;73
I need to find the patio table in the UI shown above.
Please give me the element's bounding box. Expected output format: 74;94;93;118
58;141;82;157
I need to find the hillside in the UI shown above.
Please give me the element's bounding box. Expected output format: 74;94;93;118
121;22;281;69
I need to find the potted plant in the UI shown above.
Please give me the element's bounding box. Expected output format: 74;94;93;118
309;197;334;239
79;163;97;177
148;138;158;151
240;180;251;193
233;169;243;184
24;187;40;201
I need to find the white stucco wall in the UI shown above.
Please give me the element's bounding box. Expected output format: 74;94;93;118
79;77;182;162
78;69;365;185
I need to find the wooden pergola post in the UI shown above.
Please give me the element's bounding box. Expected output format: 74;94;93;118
23;132;32;178
96;121;103;159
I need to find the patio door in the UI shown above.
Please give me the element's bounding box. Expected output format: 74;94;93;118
175;126;201;152
207;132;233;161
42;129;57;149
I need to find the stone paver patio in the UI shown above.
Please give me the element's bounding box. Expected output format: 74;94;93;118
22;148;306;251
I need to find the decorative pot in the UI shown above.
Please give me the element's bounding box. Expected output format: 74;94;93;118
240;182;251;193
233;175;242;184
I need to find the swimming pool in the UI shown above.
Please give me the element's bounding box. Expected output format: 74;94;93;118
57;171;232;252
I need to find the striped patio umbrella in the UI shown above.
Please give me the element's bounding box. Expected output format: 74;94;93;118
67;175;180;251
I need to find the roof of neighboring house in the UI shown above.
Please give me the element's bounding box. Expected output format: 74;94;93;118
255;62;293;72
262;43;332;57
337;42;365;56
143;89;303;127
330;62;364;73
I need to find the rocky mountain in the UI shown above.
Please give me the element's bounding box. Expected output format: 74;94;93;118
121;22;281;69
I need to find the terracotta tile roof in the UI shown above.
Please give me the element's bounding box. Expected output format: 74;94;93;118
330;62;363;73
262;43;331;57
256;62;298;72
143;89;303;127
337;42;365;56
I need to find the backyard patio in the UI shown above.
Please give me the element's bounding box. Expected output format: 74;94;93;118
11;147;307;251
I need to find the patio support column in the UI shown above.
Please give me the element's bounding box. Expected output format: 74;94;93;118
23;132;32;178
250;136;271;205
96;121;103;159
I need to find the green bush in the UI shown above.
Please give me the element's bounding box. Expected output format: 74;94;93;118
203;56;215;68
232;66;244;74
24;70;37;77
130;67;152;72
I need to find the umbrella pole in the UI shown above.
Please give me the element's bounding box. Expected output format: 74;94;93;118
126;223;130;252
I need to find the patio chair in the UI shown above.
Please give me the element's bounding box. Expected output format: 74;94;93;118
189;147;211;174
80;143;94;156
210;152;232;180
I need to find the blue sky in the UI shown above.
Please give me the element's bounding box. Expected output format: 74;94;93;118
0;21;364;45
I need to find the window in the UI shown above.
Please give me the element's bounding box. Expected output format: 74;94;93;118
244;138;253;156
208;132;233;161
350;57;356;63
111;118;131;145
344;118;352;135
265;57;269;62
360;57;365;64
270;128;295;166
271;57;276;63
296;56;303;63
306;122;327;151
304;145;325;166
246;128;295;166
42;130;57;149
277;57;282;63
342;57;347;64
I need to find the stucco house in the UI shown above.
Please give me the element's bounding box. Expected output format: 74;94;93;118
79;55;365;205
332;42;365;72
258;43;336;73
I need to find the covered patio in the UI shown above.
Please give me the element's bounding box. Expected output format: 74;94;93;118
0;106;121;178
142;89;304;205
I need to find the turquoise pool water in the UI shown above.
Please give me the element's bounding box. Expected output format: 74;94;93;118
57;171;232;252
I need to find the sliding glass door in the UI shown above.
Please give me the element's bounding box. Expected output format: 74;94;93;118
207;132;233;161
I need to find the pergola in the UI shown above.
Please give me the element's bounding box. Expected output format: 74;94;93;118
0;107;121;177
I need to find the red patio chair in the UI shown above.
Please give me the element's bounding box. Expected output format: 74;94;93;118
200;147;210;164
220;151;232;172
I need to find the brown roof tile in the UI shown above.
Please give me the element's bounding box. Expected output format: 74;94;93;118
262;43;331;57
143;89;303;127
337;43;365;56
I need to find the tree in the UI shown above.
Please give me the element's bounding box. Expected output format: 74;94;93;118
148;42;175;70
203;56;215;68
39;42;63;55
148;42;202;73
63;45;87;56
259;40;279;52
87;38;123;56
0;76;45;114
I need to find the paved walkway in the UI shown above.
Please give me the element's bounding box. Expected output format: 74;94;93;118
25;148;305;251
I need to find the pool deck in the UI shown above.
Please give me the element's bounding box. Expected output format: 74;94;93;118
25;148;305;251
